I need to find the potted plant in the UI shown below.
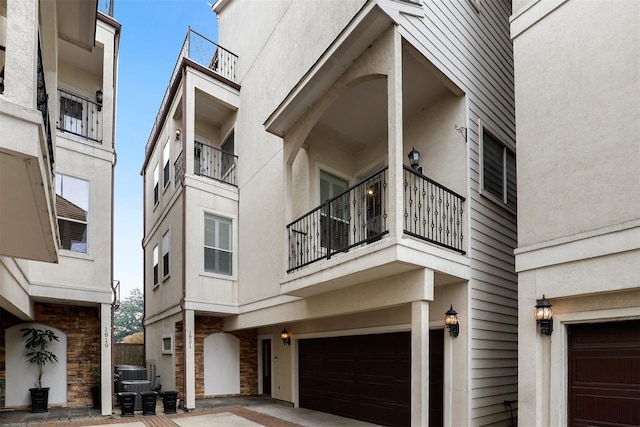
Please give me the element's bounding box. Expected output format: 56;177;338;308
91;366;101;409
21;327;59;413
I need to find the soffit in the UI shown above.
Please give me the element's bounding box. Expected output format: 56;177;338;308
57;0;98;51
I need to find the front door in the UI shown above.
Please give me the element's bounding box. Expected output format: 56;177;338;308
262;339;271;396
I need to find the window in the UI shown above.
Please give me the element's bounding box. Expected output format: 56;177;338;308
320;170;350;251
153;164;159;206
162;335;173;354
55;174;89;253
162;230;170;278
221;130;235;181
482;126;517;210
204;213;232;275
153;244;159;286
163;139;170;188
60;96;84;135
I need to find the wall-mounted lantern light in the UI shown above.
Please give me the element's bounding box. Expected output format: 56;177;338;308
444;305;459;337
535;295;553;336
281;328;291;346
96;90;103;111
175;128;182;141
408;147;422;173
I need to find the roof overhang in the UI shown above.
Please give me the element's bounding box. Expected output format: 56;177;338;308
263;2;394;138
57;0;98;51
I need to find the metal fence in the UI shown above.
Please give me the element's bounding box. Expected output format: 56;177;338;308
57;88;103;143
194;141;237;186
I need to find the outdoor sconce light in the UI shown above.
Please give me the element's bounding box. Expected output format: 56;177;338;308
535;295;553;336
96;90;103;111
175;128;182;141
281;328;291;346
408;147;422;174
444;305;459;337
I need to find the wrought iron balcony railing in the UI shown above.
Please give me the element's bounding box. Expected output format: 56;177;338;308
403;166;465;254
287;168;389;272
194;141;237;186
174;150;184;186
56;89;103;143
36;38;54;177
287;166;466;273
145;28;238;156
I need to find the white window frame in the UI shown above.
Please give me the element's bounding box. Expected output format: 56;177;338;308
153;163;159;207
162;229;170;280
202;210;236;278
56;173;90;255
152;244;159;288
163;138;170;190
479;119;516;212
162;334;173;354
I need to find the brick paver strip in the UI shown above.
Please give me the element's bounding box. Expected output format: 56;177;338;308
28;407;303;427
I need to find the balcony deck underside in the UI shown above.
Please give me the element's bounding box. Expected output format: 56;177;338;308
280;236;470;298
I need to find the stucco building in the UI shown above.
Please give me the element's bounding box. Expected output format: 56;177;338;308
143;0;517;425
511;1;640;426
0;0;119;416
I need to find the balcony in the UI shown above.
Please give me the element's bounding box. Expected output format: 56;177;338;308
145;28;239;156
56;88;103;143
287;166;464;273
194;141;237;186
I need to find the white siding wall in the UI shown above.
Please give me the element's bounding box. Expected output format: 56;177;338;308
392;1;517;425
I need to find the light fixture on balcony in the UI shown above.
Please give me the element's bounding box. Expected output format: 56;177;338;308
408;147;422;174
96;90;103;111
535;295;553;336
445;305;459;337
175;128;182;141
281;328;291;346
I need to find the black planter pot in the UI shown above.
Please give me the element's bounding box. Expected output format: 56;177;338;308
91;385;101;409
141;391;157;416
118;392;136;417
29;387;50;413
161;391;178;414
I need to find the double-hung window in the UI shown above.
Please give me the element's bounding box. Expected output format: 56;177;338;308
153;164;159;206
481;126;517;210
153;244;159;287
204;213;232;275
163;140;170;188
56;174;89;253
162;230;170;278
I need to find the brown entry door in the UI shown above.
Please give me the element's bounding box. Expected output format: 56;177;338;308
262;339;271;396
429;329;444;427
568;320;640;427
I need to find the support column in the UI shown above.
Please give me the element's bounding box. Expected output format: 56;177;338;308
184;309;196;410
412;300;429;426
5;0;38;107
387;27;404;240
100;303;113;416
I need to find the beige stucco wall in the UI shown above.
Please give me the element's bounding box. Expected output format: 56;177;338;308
145;312;181;393
514;0;640;247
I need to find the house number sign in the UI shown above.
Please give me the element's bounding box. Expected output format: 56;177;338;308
188;329;193;349
104;327;109;348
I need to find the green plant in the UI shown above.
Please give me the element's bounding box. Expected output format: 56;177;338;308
91;365;101;385
21;327;59;389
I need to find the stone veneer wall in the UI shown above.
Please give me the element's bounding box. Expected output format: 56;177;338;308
175;321;184;400
34;303;101;407
194;316;257;397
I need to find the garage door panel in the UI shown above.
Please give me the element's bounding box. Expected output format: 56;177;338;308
569;320;640;427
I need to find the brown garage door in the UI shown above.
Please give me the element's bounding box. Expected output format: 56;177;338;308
299;332;411;426
568;320;640;427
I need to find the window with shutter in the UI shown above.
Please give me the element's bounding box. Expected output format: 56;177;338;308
481;125;516;210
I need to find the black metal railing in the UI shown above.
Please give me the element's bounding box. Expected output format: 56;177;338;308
98;0;114;16
287;168;388;272
36;38;54;176
56;88;103;143
174;150;184;186
194;141;237;186
403;166;465;253
145;28;238;156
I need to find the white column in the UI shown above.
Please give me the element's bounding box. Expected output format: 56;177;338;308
411;300;429;426
5;0;38;107
184;309;196;409
387;27;404;240
100;303;113;416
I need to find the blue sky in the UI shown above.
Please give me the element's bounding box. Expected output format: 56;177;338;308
113;0;219;298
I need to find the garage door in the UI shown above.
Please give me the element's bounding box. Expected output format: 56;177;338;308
299;331;414;426
568;320;640;427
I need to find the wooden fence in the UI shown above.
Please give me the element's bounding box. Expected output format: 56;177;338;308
114;343;144;366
